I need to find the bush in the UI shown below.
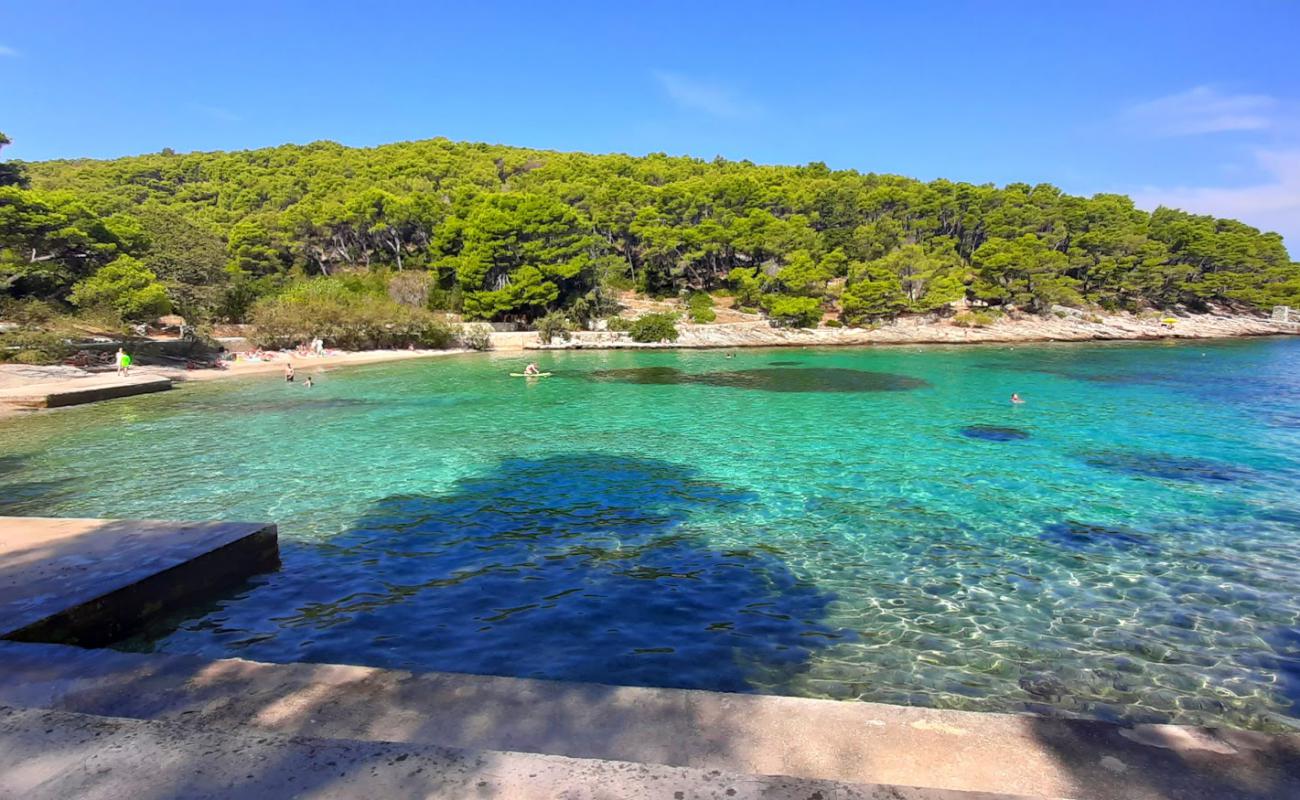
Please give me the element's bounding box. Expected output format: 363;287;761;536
0;298;61;325
250;278;457;349
69;256;171;322
605;316;634;332
458;323;493;351
0;331;71;364
687;292;716;323
762;295;822;328
952;310;998;328
387;271;434;308
535;310;573;344
823;318;843;328
629;312;679;343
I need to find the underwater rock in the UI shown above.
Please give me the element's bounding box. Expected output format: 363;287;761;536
960;425;1030;442
1084;451;1253;483
589;367;929;393
1040;521;1155;553
1019;673;1069;701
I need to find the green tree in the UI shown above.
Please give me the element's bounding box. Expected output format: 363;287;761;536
136;207;228;318
972;234;1079;311
0;188;139;297
0;132;28;188
454;193;596;319
11;134;1294;326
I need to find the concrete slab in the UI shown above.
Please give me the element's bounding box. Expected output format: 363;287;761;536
1;641;1296;800
0;705;1034;800
0;374;172;410
0;517;278;645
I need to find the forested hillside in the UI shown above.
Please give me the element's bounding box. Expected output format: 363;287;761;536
3;133;1298;329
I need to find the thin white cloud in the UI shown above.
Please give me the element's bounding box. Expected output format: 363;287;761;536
1124;85;1276;137
192;103;241;123
0;45;20;58
1131;149;1300;254
653;71;759;119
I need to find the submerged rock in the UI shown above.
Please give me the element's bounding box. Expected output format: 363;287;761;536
588;367;929;393
1019;673;1069;701
960;425;1030;442
1084;451;1253;483
1040;521;1155;553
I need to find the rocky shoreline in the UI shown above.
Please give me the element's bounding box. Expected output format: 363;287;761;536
528;310;1299;350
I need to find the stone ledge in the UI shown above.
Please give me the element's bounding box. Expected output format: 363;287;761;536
0;704;1033;800
0;517;279;645
0;641;1295;800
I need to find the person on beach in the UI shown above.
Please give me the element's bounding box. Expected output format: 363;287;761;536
115;348;130;376
285;362;295;382
523;362;540;376
1011;393;1024;404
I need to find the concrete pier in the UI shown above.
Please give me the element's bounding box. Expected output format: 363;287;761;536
0;517;279;646
0;374;172;410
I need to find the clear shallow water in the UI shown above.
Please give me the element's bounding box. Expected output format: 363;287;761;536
3;339;1300;730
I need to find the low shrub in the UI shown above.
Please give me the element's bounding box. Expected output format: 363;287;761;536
762;295;822;328
687;292;716;324
823;318;843;328
605;316;634;332
629;312;679;343
250;278;458;349
387;271;434;308
952;310;998;328
458;323;493;351
0;298;62;326
535;310;573;344
0;331;71;364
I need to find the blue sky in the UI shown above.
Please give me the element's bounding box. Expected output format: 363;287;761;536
2;1;1298;251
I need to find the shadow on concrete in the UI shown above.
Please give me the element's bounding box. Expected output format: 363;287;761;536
1023;713;1300;800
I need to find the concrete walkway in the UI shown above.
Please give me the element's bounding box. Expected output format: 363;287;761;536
1;642;1296;800
0;517;278;645
2;705;1029;800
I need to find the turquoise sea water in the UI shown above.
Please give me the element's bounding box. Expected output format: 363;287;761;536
3;339;1299;730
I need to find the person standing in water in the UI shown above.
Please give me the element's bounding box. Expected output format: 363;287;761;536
284;362;295;382
115;347;130;377
304;376;313;389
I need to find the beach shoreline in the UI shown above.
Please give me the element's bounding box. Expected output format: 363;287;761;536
2;310;1296;419
0;348;471;419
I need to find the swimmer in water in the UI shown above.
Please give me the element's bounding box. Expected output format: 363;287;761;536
1011;393;1024;404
